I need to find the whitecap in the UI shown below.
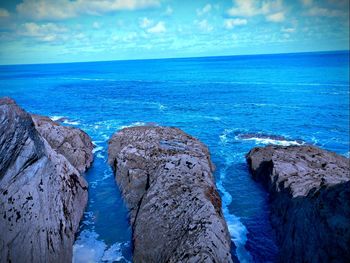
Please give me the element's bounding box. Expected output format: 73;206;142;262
96;152;105;159
50;115;65;121
93;146;104;154
216;151;253;262
118;122;146;130
63;119;80;125
73;230;129;263
239;137;303;146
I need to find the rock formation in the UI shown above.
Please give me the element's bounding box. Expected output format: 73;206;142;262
0;98;90;263
32;114;93;174
246;145;350;263
108;126;233;262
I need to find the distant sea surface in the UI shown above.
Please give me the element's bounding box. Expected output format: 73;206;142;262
1;51;349;263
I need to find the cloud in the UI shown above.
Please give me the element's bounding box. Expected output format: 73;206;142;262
227;0;284;17
139;17;153;28
197;4;212;16
224;18;247;29
164;6;173;16
196;19;213;32
301;0;313;6
266;11;285;22
16;0;161;20
281;27;296;33
0;8;10;17
306;6;345;17
92;22;101;29
18;22;68;42
147;21;166;33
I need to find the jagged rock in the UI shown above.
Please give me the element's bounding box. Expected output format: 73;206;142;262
0;97;88;263
31;114;93;174
108;126;233;263
246;145;350;263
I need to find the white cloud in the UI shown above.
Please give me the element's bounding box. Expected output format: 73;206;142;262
196;19;213;32
92;22;101;29
224;18;247;29
307;6;345;17
18;22;68;42
0;8;10;17
266;11;285;22
139;17;153;28
197;4;212;16
16;0;161;20
164;6;173;16
147;21;166;33
301;0;313;6
227;0;284;17
281;27;296;33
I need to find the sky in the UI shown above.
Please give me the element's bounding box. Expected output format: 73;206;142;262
0;0;349;64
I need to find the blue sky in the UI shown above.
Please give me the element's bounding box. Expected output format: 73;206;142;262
0;0;349;64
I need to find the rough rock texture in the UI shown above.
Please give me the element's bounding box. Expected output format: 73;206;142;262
0;98;88;263
31;114;93;174
246;145;350;263
108;126;233;263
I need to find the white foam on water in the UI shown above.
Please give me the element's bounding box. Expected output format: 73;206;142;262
96;152;105;159
217;165;253;263
118;122;146;130
101;243;124;262
93;146;104;154
49;115;65;121
63;119;80;125
343;151;350;158
204;116;221;121
218;131;253;262
159;104;166;111
73;230;129;263
219;129;232;144
236;136;304;146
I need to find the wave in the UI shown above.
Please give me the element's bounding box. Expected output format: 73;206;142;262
118;121;159;130
236;133;304;146
231;103;301;109
73;230;129;263
218;131;253;262
49;115;65;121
49;115;80;125
63;119;80;125
92;145;104;154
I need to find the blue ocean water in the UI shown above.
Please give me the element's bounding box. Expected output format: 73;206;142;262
0;51;349;263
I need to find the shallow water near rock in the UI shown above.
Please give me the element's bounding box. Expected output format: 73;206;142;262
1;51;349;262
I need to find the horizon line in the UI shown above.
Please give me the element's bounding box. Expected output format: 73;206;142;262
1;49;349;67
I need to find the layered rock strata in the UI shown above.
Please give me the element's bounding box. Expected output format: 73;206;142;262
108;126;233;263
246;145;350;263
0;98;91;263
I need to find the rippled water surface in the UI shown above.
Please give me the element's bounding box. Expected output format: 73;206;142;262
1;51;349;263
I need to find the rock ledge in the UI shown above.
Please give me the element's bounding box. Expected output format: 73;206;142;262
108;126;233;263
246;145;350;263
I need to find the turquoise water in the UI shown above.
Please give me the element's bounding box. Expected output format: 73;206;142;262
0;51;349;262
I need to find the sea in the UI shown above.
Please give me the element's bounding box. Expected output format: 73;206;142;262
0;51;349;263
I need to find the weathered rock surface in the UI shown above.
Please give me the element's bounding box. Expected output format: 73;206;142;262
246;145;350;263
31;114;93;174
108;126;233;263
0;98;88;263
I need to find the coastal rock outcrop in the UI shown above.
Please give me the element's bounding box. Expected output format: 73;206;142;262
31;114;93;174
246;145;350;263
0;98;89;263
108;126;233;262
